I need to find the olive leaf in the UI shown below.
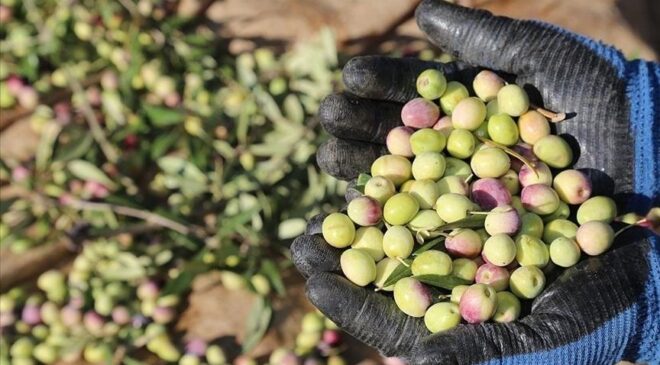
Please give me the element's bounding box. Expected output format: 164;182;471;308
413;236;446;256
68;160;117;189
382;259;413;288
356;173;372;187
434;215;487;231
143;105;185;127
414;274;472;290
242;297;272;353
36;122;62;171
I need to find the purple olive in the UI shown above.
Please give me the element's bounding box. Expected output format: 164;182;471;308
459;283;497;323
21;304;42;325
445;229;483;258
347;196;382;226
518;162;553;187
521;184;560;215
111;306;131;326
471;178;512;210
186;338;208;357
401;98;440;129
475;263;510;291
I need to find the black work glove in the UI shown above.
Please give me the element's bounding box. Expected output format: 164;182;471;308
293;1;660;364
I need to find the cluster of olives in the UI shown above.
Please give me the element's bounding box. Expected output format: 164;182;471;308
321;69;622;333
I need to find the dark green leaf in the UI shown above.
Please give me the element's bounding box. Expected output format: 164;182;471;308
161;259;208;296
414;274;472;290
54;133;94;162
261;260;285;297
242;297;272;353
68;160;117;189
413;236;445;256
436;215;486;231
36;123;62;171
143;105;185;127
383;259;413;287
356;173;372;187
218;208;260;238
150;132;179;159
161;271;196;296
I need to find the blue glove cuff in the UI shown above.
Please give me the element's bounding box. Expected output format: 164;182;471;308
563;35;660;364
623;58;660;363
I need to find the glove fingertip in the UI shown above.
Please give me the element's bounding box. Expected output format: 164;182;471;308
316;138;385;181
305;213;328;235
291;235;341;278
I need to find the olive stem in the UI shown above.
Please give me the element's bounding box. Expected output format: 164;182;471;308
396;257;410;267
613;218;648;238
532;105;567;123
477;136;539;176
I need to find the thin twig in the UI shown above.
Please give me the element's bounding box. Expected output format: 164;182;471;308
532;104;567;123
63;198;191;236
477;136;539;176
64;67;119;163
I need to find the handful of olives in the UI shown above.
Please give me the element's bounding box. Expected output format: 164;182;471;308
321;69;623;334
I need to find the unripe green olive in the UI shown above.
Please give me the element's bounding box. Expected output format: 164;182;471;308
576;196;617;224
533;135;573;168
374;258;400;291
424;302;460;333
416;69;447;100
492;291;521;323
364;176;396;205
436;193;476;223
549;237;581;267
439;81;469;115
384;193;420;225
452;259;478;282
515;234;549;267
410;128;446;155
340;249;376;286
412;152;446;181
351;227;385;261
371;155;412;186
447;129;476;159
510;266;545;299
411;250;453;276
393;277;432;317
497;84;529;117
383;226;414;259
410;179;442;209
470;147;510;178
488;114;519;146
322;213;355;248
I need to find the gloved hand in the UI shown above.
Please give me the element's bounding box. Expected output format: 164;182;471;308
292;1;660;364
